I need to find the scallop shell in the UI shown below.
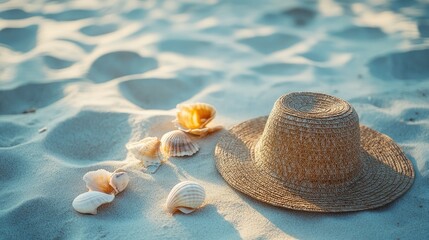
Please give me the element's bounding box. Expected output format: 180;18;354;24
160;130;199;157
173;103;222;136
83;169;129;195
166;181;206;214
72;191;115;215
109;169;130;194
83;169;115;194
126;137;162;173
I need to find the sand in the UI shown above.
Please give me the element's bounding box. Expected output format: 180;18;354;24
1;0;428;239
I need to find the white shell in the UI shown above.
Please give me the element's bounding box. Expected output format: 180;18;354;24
166;181;206;214
160;130;199;157
72;191;115;215
109;169;130;194
126;137;162;173
83;169;115;194
173;103;222;136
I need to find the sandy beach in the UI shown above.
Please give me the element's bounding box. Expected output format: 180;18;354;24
1;0;428;239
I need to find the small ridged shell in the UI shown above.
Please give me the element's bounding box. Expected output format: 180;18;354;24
173;103;221;136
166;181;206;214
109;169;129;194
126;137;162;172
72;191;115;215
83;169;115;194
160;130;199;157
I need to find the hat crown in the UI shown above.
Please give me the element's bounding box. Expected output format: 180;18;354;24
255;92;362;190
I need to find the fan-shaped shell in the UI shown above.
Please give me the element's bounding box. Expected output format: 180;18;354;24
166;181;206;214
173;103;222;136
126;137;162;172
160;130;199;157
72;191;115;215
83;169;115;194
109;169;129;194
175;103;216;129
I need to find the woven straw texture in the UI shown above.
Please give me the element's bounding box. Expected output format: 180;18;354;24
215;92;414;212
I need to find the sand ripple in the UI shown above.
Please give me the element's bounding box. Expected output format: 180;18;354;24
368;49;429;80
0;82;67;115
238;33;302;54
0;123;33;147
87;51;158;83
0;25;37;52
45;9;97;21
119;77;206;110
44;110;131;163
261;7;317;26
0;8;35;19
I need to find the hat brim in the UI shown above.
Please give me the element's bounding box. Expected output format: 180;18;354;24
215;116;414;212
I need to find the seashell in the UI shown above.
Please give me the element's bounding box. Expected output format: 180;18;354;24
160;130;199;157
175;103;216;129
83;169;129;195
181;125;224;137
126;137;162;173
109;169;130;194
83;169;115;194
72;191;115;215
166;181;206;214
173;103;222;136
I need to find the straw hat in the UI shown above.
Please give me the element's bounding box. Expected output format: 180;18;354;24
215;92;414;212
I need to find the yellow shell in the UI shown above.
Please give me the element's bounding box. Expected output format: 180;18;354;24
166;181;206;214
173;103;222;136
160;130;199;157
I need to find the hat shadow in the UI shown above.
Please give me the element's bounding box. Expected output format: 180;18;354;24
233;181;414;239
